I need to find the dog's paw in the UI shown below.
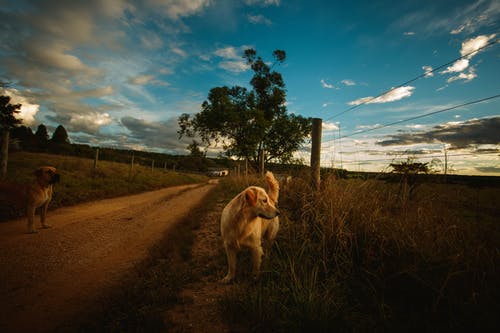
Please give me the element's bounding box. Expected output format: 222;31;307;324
41;224;52;229
220;276;234;284
26;229;38;234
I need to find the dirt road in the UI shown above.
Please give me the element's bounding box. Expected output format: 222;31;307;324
0;183;215;333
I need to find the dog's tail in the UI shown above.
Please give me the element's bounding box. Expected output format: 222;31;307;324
265;171;280;204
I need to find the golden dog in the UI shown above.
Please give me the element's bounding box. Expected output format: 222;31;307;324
220;171;280;283
0;166;60;233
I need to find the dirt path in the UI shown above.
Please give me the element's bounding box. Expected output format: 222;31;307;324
0;183;215;333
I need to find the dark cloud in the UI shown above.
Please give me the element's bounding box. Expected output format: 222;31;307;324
120;116;199;154
475;166;500;173
378;117;500;148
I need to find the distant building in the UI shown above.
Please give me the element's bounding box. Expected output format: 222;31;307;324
207;169;229;177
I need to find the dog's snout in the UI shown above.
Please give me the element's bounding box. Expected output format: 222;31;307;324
51;174;61;184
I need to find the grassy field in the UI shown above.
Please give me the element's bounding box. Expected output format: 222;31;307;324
74;173;498;332
218;174;499;332
5;153;497;331
1;152;208;219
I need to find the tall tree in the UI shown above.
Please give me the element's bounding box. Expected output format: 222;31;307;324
35;124;49;149
51;125;70;144
178;49;311;172
0;95;22;178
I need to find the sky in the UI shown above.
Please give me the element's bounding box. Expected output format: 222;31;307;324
0;0;499;175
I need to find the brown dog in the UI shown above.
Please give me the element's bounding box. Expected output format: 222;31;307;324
220;171;280;283
0;166;60;233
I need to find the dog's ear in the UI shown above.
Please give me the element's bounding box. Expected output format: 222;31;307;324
245;188;257;207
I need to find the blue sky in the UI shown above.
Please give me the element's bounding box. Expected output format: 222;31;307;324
0;0;499;175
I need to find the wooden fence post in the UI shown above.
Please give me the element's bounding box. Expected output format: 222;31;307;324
311;118;322;191
129;153;134;180
93;148;99;174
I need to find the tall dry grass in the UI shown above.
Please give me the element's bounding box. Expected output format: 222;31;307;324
220;174;499;332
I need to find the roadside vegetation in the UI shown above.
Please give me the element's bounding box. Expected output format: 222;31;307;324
0;152;207;219
219;173;499;332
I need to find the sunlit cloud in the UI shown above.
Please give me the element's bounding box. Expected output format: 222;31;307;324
348;86;415;105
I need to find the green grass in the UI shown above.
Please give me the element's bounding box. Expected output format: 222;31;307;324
1;152;208;214
218;175;500;332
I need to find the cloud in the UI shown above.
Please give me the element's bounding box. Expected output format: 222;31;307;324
377;117;500;148
320;79;334;89
1;88;39;126
120;116;196;153
150;0;213;20
214;45;252;73
460;34;496;58
394;0;500;36
348;86;415;106
447;67;477;83
244;0;281;6
219;61;250;73
322;122;339;131
441;59;470;74
128;74;169;86
341;79;356;86
422;65;434;77
247;14;272;25
439;34;496;80
403;31;416;36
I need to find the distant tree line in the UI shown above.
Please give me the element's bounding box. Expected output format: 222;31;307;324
8;123;235;173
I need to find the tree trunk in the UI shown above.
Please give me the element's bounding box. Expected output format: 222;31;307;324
0;130;9;180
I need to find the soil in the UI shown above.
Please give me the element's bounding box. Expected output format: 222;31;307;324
0;182;220;333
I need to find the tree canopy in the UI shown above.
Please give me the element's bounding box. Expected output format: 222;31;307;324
178;49;311;170
0;95;22;131
51;125;70;144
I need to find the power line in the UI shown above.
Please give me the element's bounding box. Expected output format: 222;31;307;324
335;152;499;165
325;37;499;121
322;93;500;144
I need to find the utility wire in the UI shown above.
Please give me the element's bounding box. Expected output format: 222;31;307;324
336;152;499;164
322;93;500;144
325;38;499;121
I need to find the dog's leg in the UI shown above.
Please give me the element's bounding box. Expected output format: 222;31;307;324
40;202;51;229
26;205;37;233
250;245;264;280
221;244;237;283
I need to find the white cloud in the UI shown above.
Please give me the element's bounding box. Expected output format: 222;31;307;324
150;0;213;20
341;79;356;86
214;45;252;73
440;34;496;77
322;121;339;131
422;65;434;77
447;67;477;83
219;60;250;73
404;31;416;36
441;58;470;74
348;86;415;106
460;34;496;58
69;112;113;133
1;89;40;126
320;79;334;89
247;14;272;25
